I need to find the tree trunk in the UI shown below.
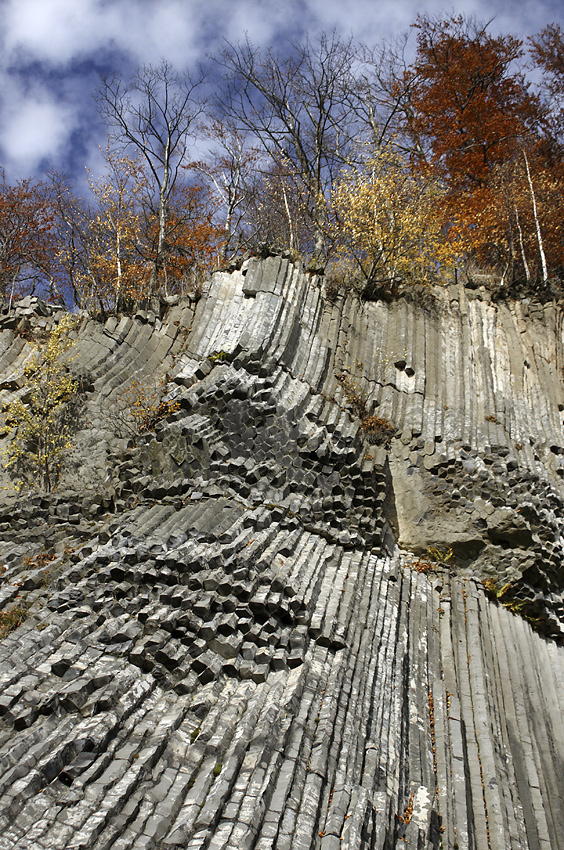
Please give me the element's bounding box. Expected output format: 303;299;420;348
313;191;326;258
514;206;531;282
523;150;548;282
151;142;171;297
281;183;295;252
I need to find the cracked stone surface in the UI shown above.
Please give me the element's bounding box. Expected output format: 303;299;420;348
0;258;564;848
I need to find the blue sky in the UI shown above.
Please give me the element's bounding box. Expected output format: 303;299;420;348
1;0;563;184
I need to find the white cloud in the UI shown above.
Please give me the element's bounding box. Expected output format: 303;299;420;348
2;0;563;75
2;0;116;65
0;0;563;181
125;0;205;66
1;0;259;72
0;87;75;174
296;0;561;47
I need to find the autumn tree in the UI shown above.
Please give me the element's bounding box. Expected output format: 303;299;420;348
48;174;98;310
86;148;148;309
96;60;207;296
488;147;563;283
51;150;223;314
332;144;458;298
50;156;146;315
394;15;562;287
0;172;57;307
2;316;79;492
145;180;224;294
406;15;538;188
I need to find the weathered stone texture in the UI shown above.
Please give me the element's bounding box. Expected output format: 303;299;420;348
0;260;564;848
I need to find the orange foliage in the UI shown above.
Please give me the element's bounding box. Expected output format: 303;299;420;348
409;16;538;189
53;152;224;313
0;172;55;302
149;182;225;294
402;15;563;283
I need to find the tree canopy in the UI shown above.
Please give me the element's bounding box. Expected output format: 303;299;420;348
1;15;563;312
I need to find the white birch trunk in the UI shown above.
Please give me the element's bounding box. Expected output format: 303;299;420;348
523;150;548;282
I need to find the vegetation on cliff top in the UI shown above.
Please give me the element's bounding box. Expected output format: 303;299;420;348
1;14;563;312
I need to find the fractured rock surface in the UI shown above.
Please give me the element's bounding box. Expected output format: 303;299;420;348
0;259;564;848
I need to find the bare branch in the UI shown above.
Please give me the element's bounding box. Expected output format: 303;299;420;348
95;60;207;295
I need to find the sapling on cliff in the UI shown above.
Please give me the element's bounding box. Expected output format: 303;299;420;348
2;315;79;492
103;377;180;439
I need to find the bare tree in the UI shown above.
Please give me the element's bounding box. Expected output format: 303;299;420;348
190;119;262;260
241;157;314;255
352;35;427;158
96;60;206;296
217;33;361;258
529;24;564;147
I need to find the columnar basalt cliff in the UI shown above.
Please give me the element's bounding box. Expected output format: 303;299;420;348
1;258;564;850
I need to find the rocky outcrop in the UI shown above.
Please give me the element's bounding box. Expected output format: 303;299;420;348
1;258;564;849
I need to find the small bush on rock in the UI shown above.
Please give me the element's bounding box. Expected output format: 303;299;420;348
335;372;396;444
0;603;29;639
360;414;396;444
335;372;368;419
105;378;180;438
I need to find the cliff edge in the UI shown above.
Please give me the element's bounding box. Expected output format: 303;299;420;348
0;257;563;850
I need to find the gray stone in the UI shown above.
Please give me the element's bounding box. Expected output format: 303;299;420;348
1;260;564;850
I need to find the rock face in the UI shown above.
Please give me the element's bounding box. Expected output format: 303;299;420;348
1;258;564;849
